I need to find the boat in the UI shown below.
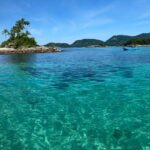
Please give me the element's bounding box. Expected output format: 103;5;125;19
123;47;128;51
123;47;138;51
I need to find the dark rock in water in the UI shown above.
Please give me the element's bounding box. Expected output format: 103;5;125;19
53;82;69;89
27;98;39;108
87;128;98;139
82;71;95;78
123;70;133;78
93;78;105;83
110;69;118;73
62;127;71;136
113;129;123;140
61;71;79;82
21;66;41;77
118;66;133;78
53;121;62;130
71;122;78;131
124;130;132;139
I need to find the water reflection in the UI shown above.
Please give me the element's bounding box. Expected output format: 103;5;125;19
6;54;42;77
6;54;36;64
0;54;37;65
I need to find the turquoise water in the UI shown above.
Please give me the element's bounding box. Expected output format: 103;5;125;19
0;47;150;150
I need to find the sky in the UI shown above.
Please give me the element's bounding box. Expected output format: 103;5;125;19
0;0;150;45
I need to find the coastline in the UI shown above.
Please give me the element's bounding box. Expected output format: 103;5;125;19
134;45;150;47
0;47;62;55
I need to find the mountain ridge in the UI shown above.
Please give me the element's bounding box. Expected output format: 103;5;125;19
106;33;150;46
45;33;150;47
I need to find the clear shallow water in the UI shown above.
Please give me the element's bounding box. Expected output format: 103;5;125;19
0;47;150;150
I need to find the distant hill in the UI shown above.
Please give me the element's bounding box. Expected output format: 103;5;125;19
45;42;70;48
71;39;105;47
136;33;150;38
45;39;105;48
45;33;150;47
106;33;150;46
106;35;132;46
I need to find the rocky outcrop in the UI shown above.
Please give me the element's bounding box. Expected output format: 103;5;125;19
0;46;62;54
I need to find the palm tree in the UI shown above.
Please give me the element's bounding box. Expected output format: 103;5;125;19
25;31;31;36
1;18;36;48
12;18;30;37
2;29;10;38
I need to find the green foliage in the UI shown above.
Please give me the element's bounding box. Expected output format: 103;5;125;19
45;39;105;48
1;37;36;49
106;33;150;46
45;43;70;48
124;38;150;46
71;39;105;47
1;18;37;49
106;35;132;46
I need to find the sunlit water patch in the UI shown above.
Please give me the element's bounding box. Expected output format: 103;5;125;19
0;47;150;150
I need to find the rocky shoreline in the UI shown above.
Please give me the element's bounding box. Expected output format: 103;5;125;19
0;47;62;55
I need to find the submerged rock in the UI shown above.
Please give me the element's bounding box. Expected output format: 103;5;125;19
124;130;132;139
113;128;123;140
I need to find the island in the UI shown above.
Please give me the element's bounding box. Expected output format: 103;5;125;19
0;18;62;54
45;33;150;48
1;18;150;52
45;39;105;48
105;33;150;46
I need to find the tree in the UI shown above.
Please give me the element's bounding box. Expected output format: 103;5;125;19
2;29;10;38
1;18;37;48
11;18;30;38
124;38;150;46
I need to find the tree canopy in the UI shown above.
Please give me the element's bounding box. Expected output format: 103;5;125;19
1;18;37;49
124;38;150;46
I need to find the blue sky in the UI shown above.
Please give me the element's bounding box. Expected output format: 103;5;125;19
0;0;150;44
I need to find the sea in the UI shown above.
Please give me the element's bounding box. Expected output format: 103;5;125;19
0;47;150;150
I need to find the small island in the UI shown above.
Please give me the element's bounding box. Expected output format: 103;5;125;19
0;18;62;54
